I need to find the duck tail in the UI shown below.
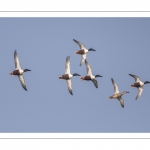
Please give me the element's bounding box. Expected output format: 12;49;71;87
80;77;84;81
58;76;63;79
10;72;13;75
74;51;78;54
131;84;134;87
109;96;113;99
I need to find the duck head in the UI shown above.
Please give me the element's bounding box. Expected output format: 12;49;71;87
73;73;80;76
24;69;31;72
144;81;150;84
88;48;96;51
95;75;103;78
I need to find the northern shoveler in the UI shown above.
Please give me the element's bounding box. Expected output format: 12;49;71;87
129;74;150;100
10;50;31;91
73;39;96;66
59;56;80;95
109;78;129;108
80;59;102;88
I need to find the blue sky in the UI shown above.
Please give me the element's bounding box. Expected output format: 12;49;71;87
0;18;150;132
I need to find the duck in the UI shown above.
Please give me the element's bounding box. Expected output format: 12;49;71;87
109;78;129;108
73;39;96;66
129;74;150;100
10;50;31;91
59;56;80;95
80;59;102;88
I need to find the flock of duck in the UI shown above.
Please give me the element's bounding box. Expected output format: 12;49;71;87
10;39;150;108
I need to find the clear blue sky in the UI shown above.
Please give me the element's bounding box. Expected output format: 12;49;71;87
0;18;150;132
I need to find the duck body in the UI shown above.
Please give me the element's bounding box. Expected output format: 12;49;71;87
109;78;129;108
73;39;96;66
59;74;73;80
129;74;150;100
109;93;123;99
81;75;95;81
75;49;88;55
131;81;144;87
10;69;24;75
10;50;31;91
81;59;102;88
59;56;80;95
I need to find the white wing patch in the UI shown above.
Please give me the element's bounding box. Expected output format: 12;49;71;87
73;39;85;49
111;78;120;94
14;50;21;69
85;59;92;76
80;54;86;66
18;75;27;91
66;79;73;95
118;97;124;108
65;56;70;74
136;87;143;100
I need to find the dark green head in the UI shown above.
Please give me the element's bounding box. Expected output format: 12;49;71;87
24;69;31;72
88;48;96;51
73;73;80;76
144;81;150;84
95;75;102;78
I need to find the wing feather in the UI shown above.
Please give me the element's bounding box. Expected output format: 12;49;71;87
14;50;21;69
85;59;92;76
136;87;143;100
18;75;27;91
65;56;70;74
66;79;73;95
111;78;120;94
73;39;85;49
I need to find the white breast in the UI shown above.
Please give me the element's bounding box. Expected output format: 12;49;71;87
90;75;95;79
19;69;24;75
69;74;73;79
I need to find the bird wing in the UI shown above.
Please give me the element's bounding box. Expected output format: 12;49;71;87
91;79;98;88
65;56;70;74
129;74;141;82
118;97;124;108
66;79;73;95
80;54;86;66
14;50;21;69
18;75;27;91
136;87;143;100
85;59;92;76
73;39;85;49
111;78;120;94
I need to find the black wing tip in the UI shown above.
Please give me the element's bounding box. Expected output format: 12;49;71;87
24;88;27;91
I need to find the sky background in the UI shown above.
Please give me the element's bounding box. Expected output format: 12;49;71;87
0;18;150;132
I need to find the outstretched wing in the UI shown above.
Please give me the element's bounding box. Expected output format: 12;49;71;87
118;97;124;108
91;79;98;88
111;78;120;94
85;59;92;76
66;79;73;95
65;56;70;74
73;39;85;49
14;50;21;69
129;74;141;83
80;54;86;66
18;75;27;91
136;87;143;100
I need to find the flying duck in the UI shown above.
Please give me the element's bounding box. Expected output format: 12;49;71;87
129;74;150;100
109;78;129;108
59;56;80;95
10;50;31;91
73;39;96;66
80;59;102;88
